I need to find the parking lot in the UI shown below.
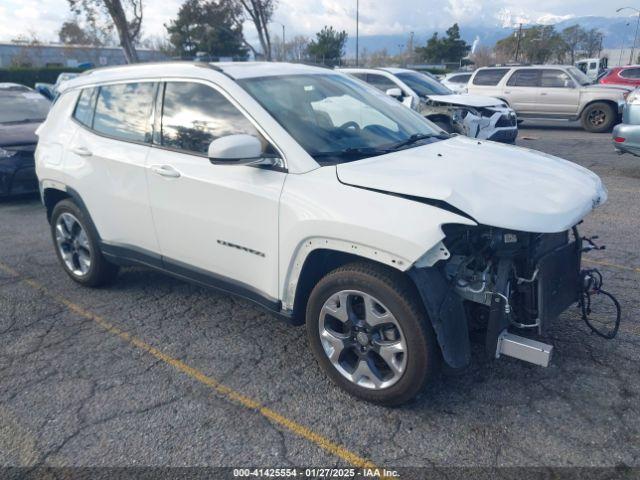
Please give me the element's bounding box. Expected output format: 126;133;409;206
1;122;639;476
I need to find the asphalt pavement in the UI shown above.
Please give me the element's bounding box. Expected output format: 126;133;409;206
1;121;638;478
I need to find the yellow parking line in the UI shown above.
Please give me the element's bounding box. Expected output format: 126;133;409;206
0;262;381;472
583;258;640;274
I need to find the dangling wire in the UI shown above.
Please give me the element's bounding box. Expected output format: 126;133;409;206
578;268;621;339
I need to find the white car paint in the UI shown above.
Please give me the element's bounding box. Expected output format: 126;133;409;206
338;67;518;143
337;135;607;234
36;61;605;337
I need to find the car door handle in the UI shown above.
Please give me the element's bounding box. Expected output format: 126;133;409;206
540;92;548;96
71;146;92;156
150;164;181;178
504;90;511;94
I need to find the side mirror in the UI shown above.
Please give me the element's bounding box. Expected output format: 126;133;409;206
385;87;403;99
208;134;267;166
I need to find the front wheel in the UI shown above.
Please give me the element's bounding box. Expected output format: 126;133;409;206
581;102;616;133
306;262;440;406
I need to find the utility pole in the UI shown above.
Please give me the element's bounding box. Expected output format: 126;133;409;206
514;23;523;63
355;0;359;66
617;7;640;65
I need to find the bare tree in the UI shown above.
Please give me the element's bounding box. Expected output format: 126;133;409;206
67;0;143;63
235;0;275;60
287;35;309;62
470;45;494;67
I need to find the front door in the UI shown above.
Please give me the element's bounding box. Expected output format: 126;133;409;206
502;69;541;115
538;69;580;117
145;81;286;303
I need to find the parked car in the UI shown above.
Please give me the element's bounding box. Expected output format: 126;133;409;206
37;62;608;405
35;82;56;101
575;57;608;81
441;72;472;93
599;66;640;87
0;83;50;197
467;65;630;132
612;88;640;156
339;67;518;143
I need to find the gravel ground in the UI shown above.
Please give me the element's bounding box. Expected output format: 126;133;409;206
0;121;638;478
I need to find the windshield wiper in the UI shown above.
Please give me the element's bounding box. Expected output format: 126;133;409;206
312;146;392;159
386;132;449;151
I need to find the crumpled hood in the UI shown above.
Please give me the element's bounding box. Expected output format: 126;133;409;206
425;94;505;108
337;135;607;233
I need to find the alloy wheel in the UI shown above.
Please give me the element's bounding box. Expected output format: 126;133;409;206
55;212;92;276
588;108;606;127
319;290;407;390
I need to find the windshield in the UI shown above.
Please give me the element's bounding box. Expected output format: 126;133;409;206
396;71;452;96
567;66;592;86
239;73;443;163
0;90;50;124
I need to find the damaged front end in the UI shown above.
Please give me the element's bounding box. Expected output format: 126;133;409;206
418;99;518;143
409;224;620;369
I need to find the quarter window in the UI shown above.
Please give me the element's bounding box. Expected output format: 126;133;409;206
73;88;97;127
93;82;155;143
506;69;540;87
472;69;509;86
160;82;264;155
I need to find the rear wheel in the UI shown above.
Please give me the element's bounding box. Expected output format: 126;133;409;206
581;102;616;133
306;262;440;406
51;199;119;287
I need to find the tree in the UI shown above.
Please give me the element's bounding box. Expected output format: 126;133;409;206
561;25;585;64
307;26;348;66
495;25;565;64
58;18;106;45
166;0;247;59
234;0;276;60
581;28;603;58
415;23;470;63
287;35;309;61
67;0;143;63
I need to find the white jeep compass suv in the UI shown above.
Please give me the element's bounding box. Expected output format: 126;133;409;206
36;62;608;405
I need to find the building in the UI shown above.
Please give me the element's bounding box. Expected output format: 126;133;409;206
0;42;168;68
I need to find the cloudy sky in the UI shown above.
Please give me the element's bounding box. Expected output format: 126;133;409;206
0;0;632;43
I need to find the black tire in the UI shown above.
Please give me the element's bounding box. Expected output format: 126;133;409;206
306;262;440;406
581;102;616;133
50;199;119;287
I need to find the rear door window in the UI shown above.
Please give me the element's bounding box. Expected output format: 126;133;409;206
93;82;156;143
506;69;540;87
365;74;398;92
472;69;509;86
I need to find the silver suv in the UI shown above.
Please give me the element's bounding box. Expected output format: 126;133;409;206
468;65;630;132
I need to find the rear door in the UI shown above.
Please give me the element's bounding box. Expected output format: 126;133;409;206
538;69;580;117
502;69;541;115
67;82;160;255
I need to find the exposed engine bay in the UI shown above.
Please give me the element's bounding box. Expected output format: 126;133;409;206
409;224;620;369
418;99;518;143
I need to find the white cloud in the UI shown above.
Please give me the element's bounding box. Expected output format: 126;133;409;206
0;0;622;43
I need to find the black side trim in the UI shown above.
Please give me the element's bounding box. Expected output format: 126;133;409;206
408;266;471;368
338;181;477;223
100;241;293;323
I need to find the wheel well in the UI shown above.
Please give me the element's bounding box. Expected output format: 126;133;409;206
43;188;70;222
291;249;408;325
579;99;618;118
